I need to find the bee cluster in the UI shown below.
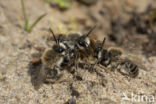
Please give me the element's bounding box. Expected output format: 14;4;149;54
31;26;139;90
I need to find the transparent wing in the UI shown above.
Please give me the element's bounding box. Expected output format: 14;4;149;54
120;52;148;72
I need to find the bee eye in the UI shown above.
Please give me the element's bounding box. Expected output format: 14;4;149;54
78;39;85;47
53;45;65;53
58;48;64;53
79;41;83;46
96;46;102;52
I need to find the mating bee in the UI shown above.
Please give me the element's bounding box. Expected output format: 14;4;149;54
67;26;96;60
42;29;70;68
92;37;139;78
52;26;96;70
92;37;121;68
93;37;110;66
34;28;74;89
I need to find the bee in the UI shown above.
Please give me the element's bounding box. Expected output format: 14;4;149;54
92;37;139;78
92;37;120;67
53;26;96;69
42;29;69;68
34;28;73;89
93;37;110;66
69;26;98;70
74;26;96;59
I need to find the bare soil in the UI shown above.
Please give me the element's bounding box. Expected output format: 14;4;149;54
0;0;156;104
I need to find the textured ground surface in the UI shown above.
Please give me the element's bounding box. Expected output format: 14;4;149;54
0;0;156;104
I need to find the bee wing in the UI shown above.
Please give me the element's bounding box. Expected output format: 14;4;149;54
130;56;147;71
120;53;148;71
67;33;80;41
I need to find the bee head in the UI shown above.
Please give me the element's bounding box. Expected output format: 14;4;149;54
95;37;106;54
53;43;66;54
77;36;90;50
49;28;67;55
95;43;102;53
76;26;96;51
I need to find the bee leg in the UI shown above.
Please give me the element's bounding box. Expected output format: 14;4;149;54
101;59;111;67
47;65;62;80
75;62;78;70
54;66;62;78
90;59;100;72
45;67;62;84
117;68;128;77
117;63;130;77
74;54;79;70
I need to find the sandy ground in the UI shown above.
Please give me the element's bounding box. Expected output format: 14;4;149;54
0;0;156;104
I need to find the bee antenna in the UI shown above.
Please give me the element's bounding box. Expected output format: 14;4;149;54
58;35;62;44
86;25;96;37
49;28;58;44
102;37;106;47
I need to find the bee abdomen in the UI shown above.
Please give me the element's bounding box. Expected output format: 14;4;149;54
125;62;139;78
128;64;139;78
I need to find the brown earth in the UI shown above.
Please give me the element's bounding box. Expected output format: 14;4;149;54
0;0;156;104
